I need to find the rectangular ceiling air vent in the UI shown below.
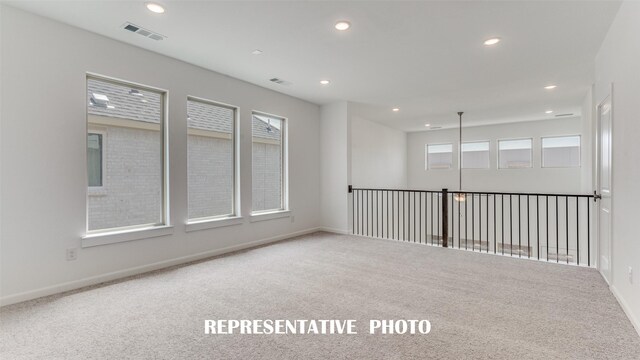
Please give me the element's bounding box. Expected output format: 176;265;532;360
555;113;574;117
122;22;166;41
269;78;293;86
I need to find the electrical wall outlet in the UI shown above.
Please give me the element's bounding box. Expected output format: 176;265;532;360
628;266;633;284
66;248;78;261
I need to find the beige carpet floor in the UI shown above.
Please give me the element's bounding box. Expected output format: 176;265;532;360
1;232;639;359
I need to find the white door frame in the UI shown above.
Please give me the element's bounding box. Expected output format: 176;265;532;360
595;84;613;284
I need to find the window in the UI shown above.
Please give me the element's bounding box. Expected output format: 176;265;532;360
426;144;453;169
86;76;166;233
252;112;286;213
498;138;532;169
542;136;580;168
187;97;237;220
87;133;103;187
461;141;490;169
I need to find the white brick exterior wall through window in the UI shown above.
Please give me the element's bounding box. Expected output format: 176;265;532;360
252;142;282;211
88;126;162;230
187;135;234;219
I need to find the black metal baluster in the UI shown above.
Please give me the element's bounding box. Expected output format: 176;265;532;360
576;197;580;266
494;195;497;254
546;195;549;261
431;192;434;245
518;195;521;258
479;194;482;251
349;185;356;234
451;193;454;247
501;195;505;255
587;199;591;267
406;191;410;241
465;193;468;250
556;196;560;262
392;191;395;240
358;190;364;235
365;190;368;236
566;196;569;264
472;194;475;251
537;195;540;260
486;194;489;253
527;195;530;259
437;193;440;244
386;191;389;239
401;191;404;241
397;191;400;240
413;192;416;242
509;194;513;256
353;190;358;234
458;193;462;249
419;192;422;243
376;191;379;238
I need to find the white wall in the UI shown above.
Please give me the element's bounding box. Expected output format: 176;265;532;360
320;101;350;233
594;0;640;335
0;6;321;305
407;117;585;193
581;87;595;194
350;116;407;189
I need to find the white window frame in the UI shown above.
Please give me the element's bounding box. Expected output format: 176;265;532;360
425;143;454;170
250;111;289;219
497;138;533;169
541;135;581;168
460;140;491;169
185;96;242;232
87;126;107;195
83;73;172;247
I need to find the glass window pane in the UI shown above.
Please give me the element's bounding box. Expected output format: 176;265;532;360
499;139;532;169
87;133;102;187
426;144;453;169
462;141;490;169
542;136;580;168
252;113;284;212
187;99;235;219
86;77;164;231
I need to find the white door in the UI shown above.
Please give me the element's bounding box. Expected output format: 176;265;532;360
597;94;612;283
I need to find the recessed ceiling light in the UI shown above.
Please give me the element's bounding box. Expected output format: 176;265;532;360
335;21;351;31
544;85;557;90
424;123;431;127
252;49;263;55
483;37;501;46
146;2;165;14
392;108;400;112
320;80;330;85
545;110;553;114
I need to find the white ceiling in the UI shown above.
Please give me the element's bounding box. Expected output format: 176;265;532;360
5;0;621;132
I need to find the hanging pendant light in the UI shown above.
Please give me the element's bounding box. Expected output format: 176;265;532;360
454;111;466;202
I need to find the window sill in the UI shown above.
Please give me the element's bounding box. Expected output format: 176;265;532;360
82;225;173;248
185;216;243;232
250;210;291;223
88;188;107;197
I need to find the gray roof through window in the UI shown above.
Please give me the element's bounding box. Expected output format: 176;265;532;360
252;115;281;141
87;78;161;124
187;100;233;133
87;78;281;141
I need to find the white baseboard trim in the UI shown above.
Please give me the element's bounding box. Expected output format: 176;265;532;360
319;227;350;235
610;284;640;338
0;227;321;307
